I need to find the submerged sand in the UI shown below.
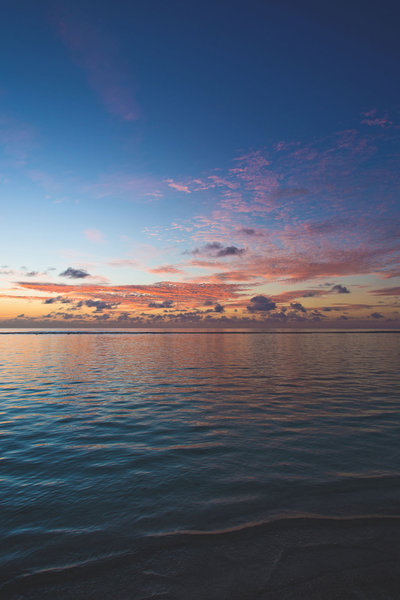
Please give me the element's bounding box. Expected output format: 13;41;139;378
2;514;400;599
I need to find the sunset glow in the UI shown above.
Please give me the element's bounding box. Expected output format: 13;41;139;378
1;2;399;328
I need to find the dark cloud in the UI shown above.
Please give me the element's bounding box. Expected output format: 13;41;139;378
238;227;257;236
270;187;309;200
82;299;120;312
214;303;224;313
331;284;350;294
148;300;174;308
217;246;245;257
55;312;76;320
309;310;326;321
25;271;39;277
306;218;347;235
43;296;73;305
93;313;111;320
203;299;214;306
43;297;58;304
169;311;204;323
290;302;307;313
370;312;384;319
247;295;276;312
302;291;319;297
60;267;90;279
190;242;220;255
191;242;245;257
117;312;137;322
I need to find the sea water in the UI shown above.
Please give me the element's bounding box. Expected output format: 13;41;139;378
1;331;399;599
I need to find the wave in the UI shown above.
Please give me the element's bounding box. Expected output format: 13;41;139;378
2;513;400;599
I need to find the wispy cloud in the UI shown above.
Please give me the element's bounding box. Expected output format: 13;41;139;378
190;242;246;258
0;115;37;163
84;228;104;243
84;174;163;201
361;109;392;128
148;265;183;274
55;9;139;121
165;179;191;193
371;286;400;296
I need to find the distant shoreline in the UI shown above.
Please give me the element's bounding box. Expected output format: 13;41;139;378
0;329;399;335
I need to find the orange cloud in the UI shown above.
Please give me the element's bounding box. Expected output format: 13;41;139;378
17;281;248;311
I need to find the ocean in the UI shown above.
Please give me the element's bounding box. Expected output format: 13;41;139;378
1;330;399;599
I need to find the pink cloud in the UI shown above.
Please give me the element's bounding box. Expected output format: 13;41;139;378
189;270;259;283
361;109;392;128
166;179;191;193
84;228;104;243
370;287;400;296
148;265;184;274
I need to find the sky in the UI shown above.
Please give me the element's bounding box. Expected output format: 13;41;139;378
1;0;399;328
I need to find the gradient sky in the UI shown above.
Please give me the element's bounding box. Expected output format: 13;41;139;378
1;0;399;328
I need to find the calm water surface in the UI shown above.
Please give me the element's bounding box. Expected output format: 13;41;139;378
1;331;400;599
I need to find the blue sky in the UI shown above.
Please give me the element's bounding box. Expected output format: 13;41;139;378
1;0;399;327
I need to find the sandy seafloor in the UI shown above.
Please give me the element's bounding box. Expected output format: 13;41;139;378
2;515;400;599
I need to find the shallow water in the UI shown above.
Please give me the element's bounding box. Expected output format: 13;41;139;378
1;331;400;599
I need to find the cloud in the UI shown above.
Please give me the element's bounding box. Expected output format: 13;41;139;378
165;179;191;193
85;174;162;202
43;296;73;305
55;10;139;121
0;115;36;161
148;300;174;308
195;270;257;283
214;303;224;313
84;228;104;243
81;299;119;312
59;267;90;279
18;282;247;317
361;110;392;128
28;170;60;194
217;246;246;257
238;227;256;235
107;259;138;268
269;187;309;200
370;312;384;319
191;242;246;258
371;287;400;296
331;284;350;294
43;297;58;304
148;265;183;274
247;295;276;312
290;302;307;313
237;227;264;237
303;218;347;235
